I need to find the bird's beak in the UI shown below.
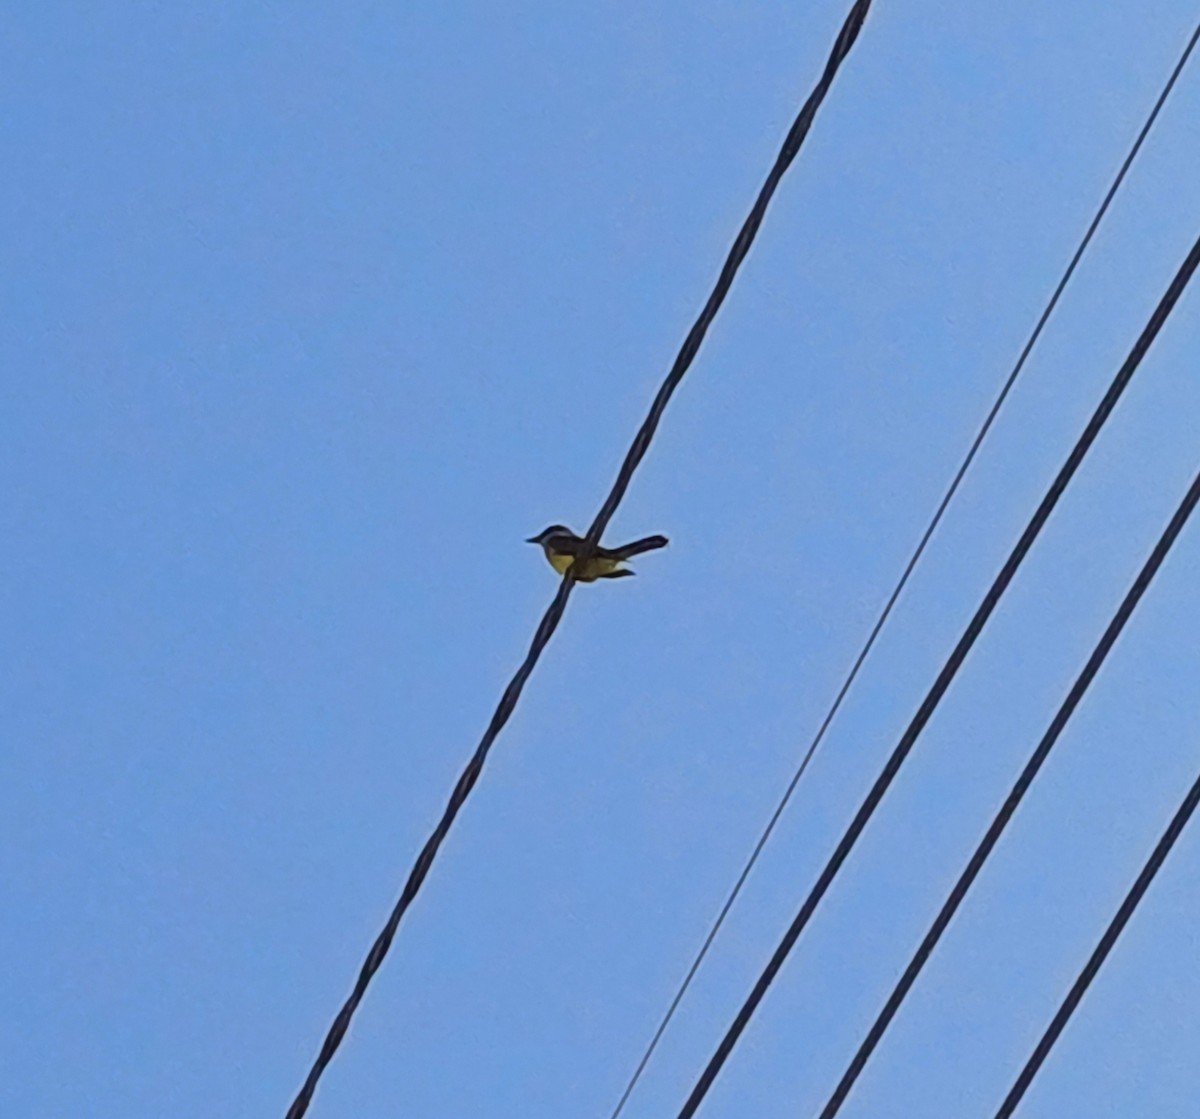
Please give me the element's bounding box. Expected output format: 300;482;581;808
525;536;539;544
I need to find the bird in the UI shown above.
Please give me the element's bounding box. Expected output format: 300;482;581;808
526;524;669;582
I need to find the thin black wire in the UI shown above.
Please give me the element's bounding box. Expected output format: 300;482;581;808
676;230;1200;1119
996;756;1200;1118
283;4;872;1115
818;466;1200;1118
608;22;1200;1118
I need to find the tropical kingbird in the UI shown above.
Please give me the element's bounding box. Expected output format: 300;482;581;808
526;525;668;581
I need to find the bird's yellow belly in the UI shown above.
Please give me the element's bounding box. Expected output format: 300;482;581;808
546;551;623;581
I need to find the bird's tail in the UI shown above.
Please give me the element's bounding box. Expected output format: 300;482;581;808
613;534;669;560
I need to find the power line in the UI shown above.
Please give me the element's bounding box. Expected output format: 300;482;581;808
283;3;873;1115
996;739;1200;1118
607;21;1200;1118
818;465;1200;1118
675;229;1200;1119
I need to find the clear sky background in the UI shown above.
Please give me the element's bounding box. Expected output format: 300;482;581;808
4;3;1200;1117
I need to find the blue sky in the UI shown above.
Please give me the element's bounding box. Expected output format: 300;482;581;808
4;3;1200;1117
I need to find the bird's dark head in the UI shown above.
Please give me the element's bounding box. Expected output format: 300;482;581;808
526;524;573;546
